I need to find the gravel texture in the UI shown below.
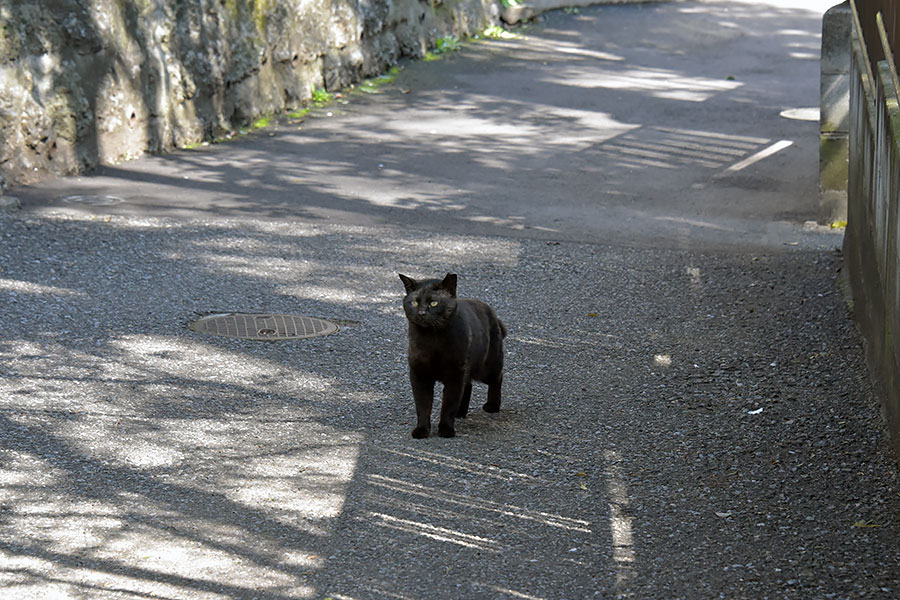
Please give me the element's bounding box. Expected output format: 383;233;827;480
1;214;898;599
1;1;899;598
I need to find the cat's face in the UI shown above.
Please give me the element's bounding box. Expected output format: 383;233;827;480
399;273;458;328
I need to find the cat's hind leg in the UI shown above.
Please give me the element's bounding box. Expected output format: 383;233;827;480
457;382;473;419
483;373;502;413
483;334;504;413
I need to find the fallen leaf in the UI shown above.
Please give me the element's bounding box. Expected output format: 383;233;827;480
587;313;598;318
852;520;883;528
574;472;587;477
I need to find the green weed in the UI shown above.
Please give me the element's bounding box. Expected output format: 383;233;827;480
424;36;462;61
285;108;310;119
311;87;334;104
482;25;520;40
252;116;272;129
434;35;462;53
356;66;403;94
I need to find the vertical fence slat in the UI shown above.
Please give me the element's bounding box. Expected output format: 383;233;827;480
860;0;900;75
847;0;900;462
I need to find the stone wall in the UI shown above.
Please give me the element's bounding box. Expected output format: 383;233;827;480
845;22;900;461
0;0;498;189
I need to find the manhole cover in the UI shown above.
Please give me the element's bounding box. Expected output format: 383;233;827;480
190;313;338;341
779;107;819;122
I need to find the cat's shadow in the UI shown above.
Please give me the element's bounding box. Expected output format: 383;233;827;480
420;405;518;439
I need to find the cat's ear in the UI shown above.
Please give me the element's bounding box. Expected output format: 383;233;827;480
399;274;418;294
440;273;458;297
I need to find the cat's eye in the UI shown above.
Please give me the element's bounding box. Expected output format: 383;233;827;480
411;300;419;307
430;301;439;307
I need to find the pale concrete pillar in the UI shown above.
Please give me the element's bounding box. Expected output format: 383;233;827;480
820;1;851;224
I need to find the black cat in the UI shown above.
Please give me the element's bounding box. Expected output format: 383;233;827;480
399;273;507;438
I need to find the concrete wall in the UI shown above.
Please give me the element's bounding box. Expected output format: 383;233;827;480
820;1;850;224
845;22;900;460
0;0;498;190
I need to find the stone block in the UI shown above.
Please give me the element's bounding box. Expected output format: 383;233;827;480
821;73;850;134
821;1;851;74
820;2;851;224
820;134;849;192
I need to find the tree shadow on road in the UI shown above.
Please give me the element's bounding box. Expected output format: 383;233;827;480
14;1;830;247
4;2;899;598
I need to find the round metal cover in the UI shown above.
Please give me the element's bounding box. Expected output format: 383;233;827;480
190;313;338;341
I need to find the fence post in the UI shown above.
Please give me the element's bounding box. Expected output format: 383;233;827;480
821;1;852;224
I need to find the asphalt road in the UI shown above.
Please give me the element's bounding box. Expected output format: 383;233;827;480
2;1;899;599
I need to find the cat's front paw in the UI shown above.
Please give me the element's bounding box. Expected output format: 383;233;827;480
482;401;500;413
437;424;456;438
411;426;430;439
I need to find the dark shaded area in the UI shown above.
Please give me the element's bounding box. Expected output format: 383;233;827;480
844;6;900;464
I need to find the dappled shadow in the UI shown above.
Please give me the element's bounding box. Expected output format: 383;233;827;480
0;412;340;599
0;212;536;597
2;198;900;598
0;219;371;595
4;2;900;599
15;0;829;248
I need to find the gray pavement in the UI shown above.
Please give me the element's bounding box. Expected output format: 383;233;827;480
2;0;899;598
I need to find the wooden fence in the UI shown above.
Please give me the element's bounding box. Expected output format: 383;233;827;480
846;0;900;460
